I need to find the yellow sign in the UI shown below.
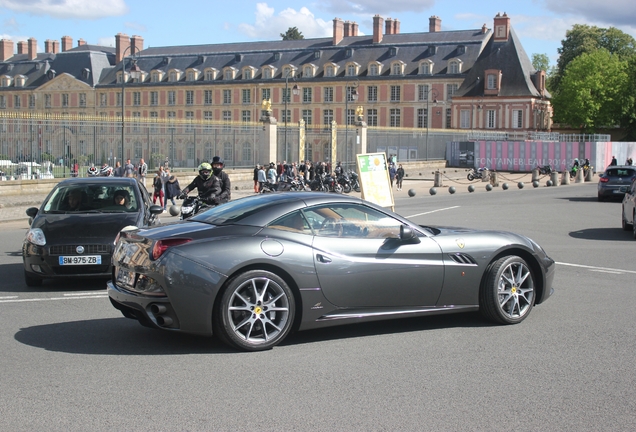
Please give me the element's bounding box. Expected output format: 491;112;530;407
357;152;394;209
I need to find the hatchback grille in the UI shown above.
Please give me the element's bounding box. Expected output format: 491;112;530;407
49;244;111;255
448;253;477;265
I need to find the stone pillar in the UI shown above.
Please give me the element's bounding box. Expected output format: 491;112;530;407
357;121;368;155
585;169;593;182
434;171;443;187
531;168;540;182
298;119;306;163
575;168;584;183
260;112;277;166
490;171;499;187
330;121;338;166
550;171;559;186
561;171;570;185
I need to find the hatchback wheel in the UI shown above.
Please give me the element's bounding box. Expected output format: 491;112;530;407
480;256;535;325
622;206;632;231
24;270;42;287
214;270;295;351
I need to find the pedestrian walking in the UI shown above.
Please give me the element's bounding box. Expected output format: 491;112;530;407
396;164;405;191
165;174;181;207
137;158;148;185
152;169;164;209
124;159;135;177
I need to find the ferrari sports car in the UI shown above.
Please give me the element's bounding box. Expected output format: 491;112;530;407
108;192;555;351
23;177;163;286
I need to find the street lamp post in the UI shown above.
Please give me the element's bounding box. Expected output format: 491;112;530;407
120;47;142;163
425;87;439;161
344;80;359;166
283;69;299;162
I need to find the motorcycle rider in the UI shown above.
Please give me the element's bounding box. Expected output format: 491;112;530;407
180;162;222;205
211;156;231;204
99;163;113;177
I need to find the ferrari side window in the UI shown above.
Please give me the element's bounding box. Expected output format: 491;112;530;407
268;211;312;235
305;204;402;238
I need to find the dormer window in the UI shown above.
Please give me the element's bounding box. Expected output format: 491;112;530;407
186;69;199;82
15;75;26;87
223;67;236;80
368;62;383;77
204;68;218;81
389;47;398;57
314;51;321;60
419;60;433;75
346;62;360;77
168;69;182;82
447;59;462;74
484;69;502;95
151;70;164;83
324;63;339;78
262;65;276;79
273;52;281;61
2;76;12;87
391;61;405;76
282;65;297;78
303;64;316;78
345;48;353;58
457;45;466;55
428;45;437;55
242;66;256;80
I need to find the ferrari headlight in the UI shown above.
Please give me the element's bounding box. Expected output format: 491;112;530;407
25;228;46;246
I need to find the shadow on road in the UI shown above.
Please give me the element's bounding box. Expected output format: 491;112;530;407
0;263;108;293
569;227;633;241
14;312;489;355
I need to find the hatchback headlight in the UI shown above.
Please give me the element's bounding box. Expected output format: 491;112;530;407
25;228;46;246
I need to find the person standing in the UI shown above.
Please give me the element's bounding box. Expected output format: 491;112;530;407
610;156;617;166
165;174;181;207
152;169;164;209
257;165;266;192
267;163;277;184
396;164;405;191
113;161;124;177
253;165;260;193
137;158;148;185
389;163;397;188
124;159;135;177
210;156;231;204
160;166;170;210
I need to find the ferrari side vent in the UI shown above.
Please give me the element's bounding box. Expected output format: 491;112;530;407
448;253;477;265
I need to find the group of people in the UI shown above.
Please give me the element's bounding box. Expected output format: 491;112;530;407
252;160;335;193
608;156;633;167
388;162;405;191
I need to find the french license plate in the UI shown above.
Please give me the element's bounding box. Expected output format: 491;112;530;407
613;189;623;194
59;255;102;265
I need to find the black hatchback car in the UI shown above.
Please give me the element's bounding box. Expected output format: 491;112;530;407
23;177;163;286
597;166;636;201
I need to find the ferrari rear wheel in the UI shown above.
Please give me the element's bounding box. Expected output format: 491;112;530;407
214;270;295;351
480;256;535;325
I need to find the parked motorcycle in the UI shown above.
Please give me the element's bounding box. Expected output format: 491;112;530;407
324;174;343;193
348;171;361;193
309;174;329;192
536;165;553;175
467;167;490;181
336;172;353;193
179;195;210;220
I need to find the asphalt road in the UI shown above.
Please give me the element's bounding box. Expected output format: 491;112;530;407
1;183;635;431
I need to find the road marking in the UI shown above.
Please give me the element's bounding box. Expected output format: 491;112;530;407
63;291;106;296
0;294;108;304
407;206;460;219
556;262;636;275
0;296;18;299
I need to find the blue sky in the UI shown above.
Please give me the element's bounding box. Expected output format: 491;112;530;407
1;0;635;66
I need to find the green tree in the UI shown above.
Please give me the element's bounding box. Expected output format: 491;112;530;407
532;53;550;72
280;27;304;40
552;49;632;132
552;24;636;93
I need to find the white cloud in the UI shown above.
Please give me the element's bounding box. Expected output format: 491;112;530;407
314;0;434;15
0;0;128;19
539;0;636;27
238;3;332;40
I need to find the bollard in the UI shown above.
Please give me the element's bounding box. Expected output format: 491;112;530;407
550;171;559;187
561;171;570;185
434;171;443;187
489;171;499;187
575;168;584;183
585;169;594;182
531;168;540;182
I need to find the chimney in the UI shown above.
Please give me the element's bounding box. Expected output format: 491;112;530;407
493;12;510;42
115;33;130;63
482;24;488;34
343;21;351;37
332;18;344;45
385;18;393;35
0;39;14;61
45;39;54;53
52;40;60;53
17;41;27;54
351;22;359;36
77;38;86;47
373;15;384;44
131;35;144;54
61;35;72;52
429;16;441;32
394;19;400;34
28;38;37;60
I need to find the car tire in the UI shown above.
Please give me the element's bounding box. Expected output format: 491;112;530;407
633;211;636;240
214;270;295;351
24;270;42;287
598;194;605;202
479;256;535;325
622;206;632;231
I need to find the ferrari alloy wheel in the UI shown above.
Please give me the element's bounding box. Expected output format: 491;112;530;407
480;256;535;324
214;270;295;351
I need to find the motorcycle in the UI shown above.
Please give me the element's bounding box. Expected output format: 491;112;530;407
348;171;361;193
179;195;210;220
569;164;579;179
467;167;490;181
87;165;99;177
324;173;343;193
536;165;553;175
336;172;353;193
309;174;329;192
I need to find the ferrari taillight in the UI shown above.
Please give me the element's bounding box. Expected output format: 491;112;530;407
151;238;192;260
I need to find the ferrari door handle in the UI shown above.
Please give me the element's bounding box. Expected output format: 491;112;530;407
316;254;332;263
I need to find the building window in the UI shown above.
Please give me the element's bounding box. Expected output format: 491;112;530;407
185;111;194;131
390;108;400;127
224;69;234;80
347;64;356;76
79;93;86;107
261;88;271;101
302;109;312;125
346;109;355;126
168;91;176;105
205;70;214;81
346;86;357;102
367;86;378;103
187;70;195;82
486;110;496;128
132;112;141;132
133;92;141;106
417;108;428;128
244;69;252;80
186;90;194;105
392;63;403;75
367;109;377;126
324;87;333;103
390;85;401;102
223;89;232;104
446;108;452;128
223;142;233;162
369;64;379;76
62;94;69;107
487;74;497;90
150;91;158;106
29;94;35;109
460;110;470;129
204;111;213;131
242;110;251;122
418;84;429;101
222;110;231;122
167;111;176;130
323;109;333;125
204;90;213;105
169;71;178;82
325;65;335;77
303;87;312;103
303;66;313;78
448;61;459;74
263;68;272;79
44;94;51;108
150;111;158;131
151;72;159;83
282;88;290;103
13;95;20;109
446;84;458;100
116;93;122;107
242;89;251;104
513;110;523;128
281;110;290;123
420;62;431;75
99;93;107;106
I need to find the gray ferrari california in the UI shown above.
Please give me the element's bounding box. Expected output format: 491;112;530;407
108;192;555;351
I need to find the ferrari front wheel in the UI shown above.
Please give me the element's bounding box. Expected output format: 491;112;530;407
480;256;535;324
214;270;295;351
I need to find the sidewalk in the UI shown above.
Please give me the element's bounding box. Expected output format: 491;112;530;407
0;171;585;224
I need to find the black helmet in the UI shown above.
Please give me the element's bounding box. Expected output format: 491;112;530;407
198;162;212;180
211;156;224;175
